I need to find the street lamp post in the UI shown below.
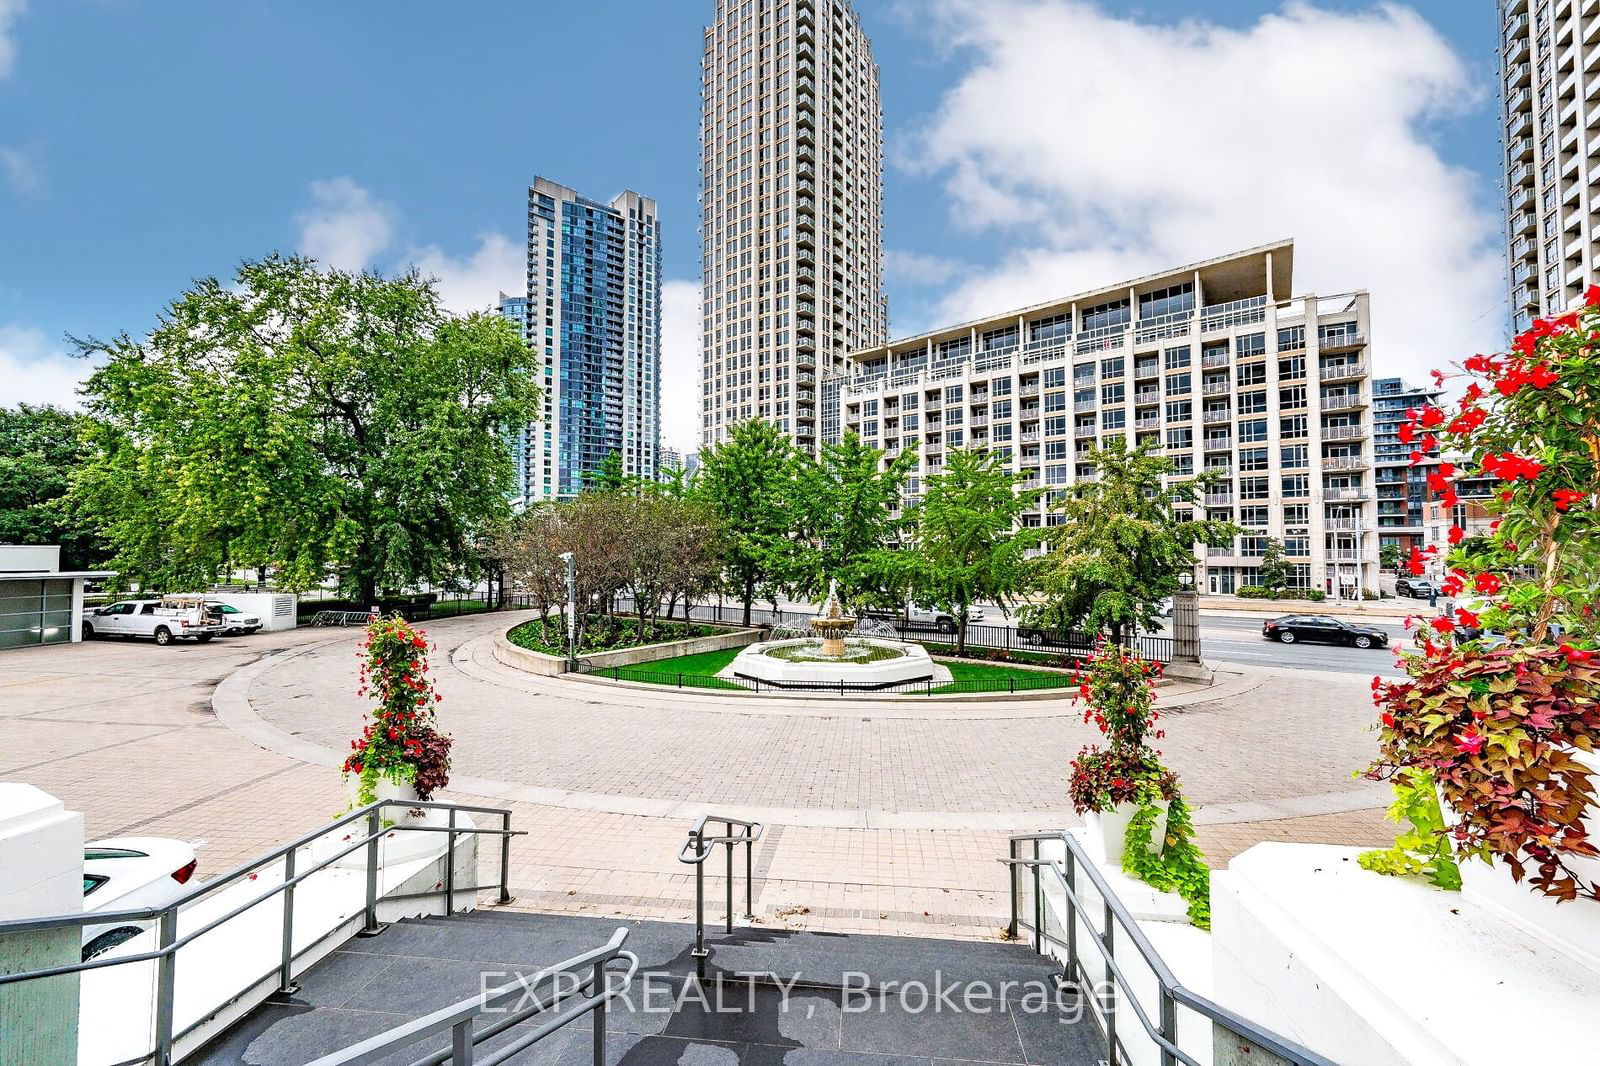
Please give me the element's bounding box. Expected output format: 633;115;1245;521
558;552;577;670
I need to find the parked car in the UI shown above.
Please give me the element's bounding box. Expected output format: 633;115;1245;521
1015;625;1096;653
862;603;986;634
206;602;262;636
82;598;225;645
1262;615;1390;649
1395;578;1437;600
82;837;198;960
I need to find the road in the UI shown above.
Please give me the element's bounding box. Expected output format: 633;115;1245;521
748;595;1413;677
1148;612;1410;677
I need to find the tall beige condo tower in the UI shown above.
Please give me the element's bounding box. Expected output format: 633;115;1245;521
699;0;888;453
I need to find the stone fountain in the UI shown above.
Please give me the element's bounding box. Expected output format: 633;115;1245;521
724;579;942;690
809;580;855;657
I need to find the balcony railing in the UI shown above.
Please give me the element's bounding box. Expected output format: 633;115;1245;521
1319;360;1368;382
1203;409;1232;425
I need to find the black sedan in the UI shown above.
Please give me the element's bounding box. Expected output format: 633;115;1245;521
1262;615;1390;649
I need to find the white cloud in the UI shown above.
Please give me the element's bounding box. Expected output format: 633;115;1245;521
660;280;702;454
0;325;91;409
294;177;396;272
908;0;1505;380
405;233;522;315
0;0;24;78
0;145;41;196
886;249;965;286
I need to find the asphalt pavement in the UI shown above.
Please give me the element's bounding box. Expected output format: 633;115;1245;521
753;596;1415;678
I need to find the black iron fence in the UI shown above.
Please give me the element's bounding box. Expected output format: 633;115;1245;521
580;662;1073;696
663;601;1174;666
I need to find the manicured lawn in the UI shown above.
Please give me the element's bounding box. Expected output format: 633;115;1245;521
932;659;1074;694
590;645;1071;696
606;647;745;690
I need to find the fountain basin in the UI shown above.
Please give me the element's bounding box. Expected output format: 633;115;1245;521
729;638;935;689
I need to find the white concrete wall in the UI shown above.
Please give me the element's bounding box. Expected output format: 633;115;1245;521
0;785;83;1066
0;545;61;572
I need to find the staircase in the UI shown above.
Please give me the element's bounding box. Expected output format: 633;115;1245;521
191;909;1106;1065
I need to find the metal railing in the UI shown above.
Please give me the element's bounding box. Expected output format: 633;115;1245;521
306;928;638;1066
0;798;521;1066
1001;831;1335;1066
678;814;764;981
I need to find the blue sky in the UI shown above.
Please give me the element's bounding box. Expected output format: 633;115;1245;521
1;1;1505;450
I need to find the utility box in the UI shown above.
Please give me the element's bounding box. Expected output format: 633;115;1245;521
0;784;83;1066
208;591;299;632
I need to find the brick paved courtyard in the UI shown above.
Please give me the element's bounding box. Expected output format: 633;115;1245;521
1;611;1393;939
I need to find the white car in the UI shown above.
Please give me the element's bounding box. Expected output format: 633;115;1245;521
82;599;224;645
206;602;262;635
82;837;198;959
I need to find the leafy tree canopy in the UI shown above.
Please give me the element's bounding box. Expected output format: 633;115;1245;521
1028;438;1238;642
890;447;1042;653
789;431;913;606
0;404;109;570
692;419;800;624
71;255;540;600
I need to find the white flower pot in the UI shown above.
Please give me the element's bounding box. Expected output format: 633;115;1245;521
345;771;421;812
1436;747;1600;970
1084;799;1170;865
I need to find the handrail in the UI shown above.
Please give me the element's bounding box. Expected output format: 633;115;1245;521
0;798;523;1066
304;928;639;1066
1003;831;1335;1066
678;813;763;980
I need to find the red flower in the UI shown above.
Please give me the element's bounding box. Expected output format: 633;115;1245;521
1448;525;1465;545
1407;545;1425;577
1429;616;1455;634
1473;572;1502;595
1527;364;1559;389
1398;421;1416;444
1586;283;1600;307
1418;406;1445;428
1553;489;1587;511
1380;712;1396;728
1481;452;1543;482
1455;608;1480;628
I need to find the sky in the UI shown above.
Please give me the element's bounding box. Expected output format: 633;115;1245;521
0;0;1505;453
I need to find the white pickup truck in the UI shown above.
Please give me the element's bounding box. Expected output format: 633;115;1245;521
82;598;225;646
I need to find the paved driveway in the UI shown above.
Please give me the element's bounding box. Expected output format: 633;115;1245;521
2;612;1393;939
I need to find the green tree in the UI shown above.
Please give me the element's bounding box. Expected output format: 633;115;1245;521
891;448;1042;655
583;452;628;494
693;420;800;625
1028;438;1239;644
1379;541;1403;573
1258;536;1290;595
790;431;913;606
0;404;108;570
72;255;540;602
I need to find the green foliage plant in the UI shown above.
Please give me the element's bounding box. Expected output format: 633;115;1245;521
1123;790;1212;928
1357;768;1462;891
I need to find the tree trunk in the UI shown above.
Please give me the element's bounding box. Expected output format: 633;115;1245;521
742;576;754;627
956;610;968;657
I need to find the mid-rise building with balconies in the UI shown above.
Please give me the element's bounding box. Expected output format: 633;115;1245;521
823;240;1380;597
